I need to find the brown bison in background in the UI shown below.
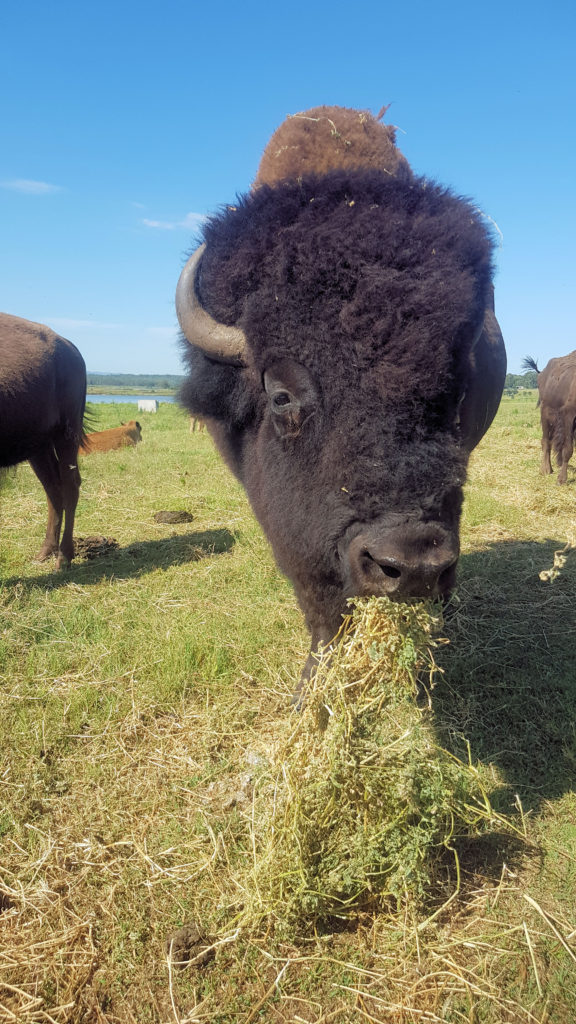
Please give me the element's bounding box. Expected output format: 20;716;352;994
524;352;576;484
177;104;507;686
80;420;142;454
0;312;86;567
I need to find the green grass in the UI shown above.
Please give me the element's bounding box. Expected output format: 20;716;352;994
1;394;575;1023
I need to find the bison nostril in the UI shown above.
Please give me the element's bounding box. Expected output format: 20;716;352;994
381;564;401;579
362;551;402;580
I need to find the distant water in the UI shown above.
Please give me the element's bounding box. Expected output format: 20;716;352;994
87;394;177;404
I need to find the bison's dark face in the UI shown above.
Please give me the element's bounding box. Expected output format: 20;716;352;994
238;354;466;647
177;170;503;668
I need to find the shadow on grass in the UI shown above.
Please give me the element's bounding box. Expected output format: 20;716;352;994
433;537;576;813
1;528;236;590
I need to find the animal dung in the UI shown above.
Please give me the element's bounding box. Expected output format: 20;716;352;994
153;510;195;524
241;596;512;931
74;535;119;559
165;921;215;969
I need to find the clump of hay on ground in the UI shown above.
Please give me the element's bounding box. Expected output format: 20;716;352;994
242;597;511;931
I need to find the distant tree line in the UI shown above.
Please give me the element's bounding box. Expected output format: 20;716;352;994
504;370;538;393
87;373;185;390
87;369;538;396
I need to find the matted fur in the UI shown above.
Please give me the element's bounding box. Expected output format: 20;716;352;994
254;105;410;186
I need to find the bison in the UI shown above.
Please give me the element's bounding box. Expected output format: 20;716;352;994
0;312;86;568
176;105;507;684
80;420;142;454
523;352;576;484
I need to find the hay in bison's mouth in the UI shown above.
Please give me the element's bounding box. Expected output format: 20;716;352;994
234;594;516;929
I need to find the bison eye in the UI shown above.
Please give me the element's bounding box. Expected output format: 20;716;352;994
271;390;293;411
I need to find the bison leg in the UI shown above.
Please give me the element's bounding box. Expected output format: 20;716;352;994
28;448;64;562
292;621;343;708
557;414;575;485
29;439;81;567
292;646;322;708
540;414;554;476
541;445;553;475
53;436;82;567
289;583;346;706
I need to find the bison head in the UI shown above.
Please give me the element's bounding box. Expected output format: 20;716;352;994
177;170;505;680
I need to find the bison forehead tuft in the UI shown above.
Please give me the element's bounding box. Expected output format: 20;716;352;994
199;169;495;388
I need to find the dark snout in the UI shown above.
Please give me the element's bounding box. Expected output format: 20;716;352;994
341;520;459;601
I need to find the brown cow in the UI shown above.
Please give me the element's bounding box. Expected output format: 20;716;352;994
0;312;86;567
524;353;576;484
80;420;142;454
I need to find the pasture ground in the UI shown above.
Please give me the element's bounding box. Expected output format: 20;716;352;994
1;394;575;1023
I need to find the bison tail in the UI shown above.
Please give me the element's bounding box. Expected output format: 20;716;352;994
83;405;97;434
79;405;97;453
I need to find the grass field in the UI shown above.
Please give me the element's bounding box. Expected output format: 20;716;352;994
1;394;575;1023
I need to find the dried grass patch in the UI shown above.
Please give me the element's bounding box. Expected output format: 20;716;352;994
0;875;98;1023
0;690;264;1023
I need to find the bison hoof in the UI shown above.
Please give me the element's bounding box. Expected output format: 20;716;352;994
35;547;58;562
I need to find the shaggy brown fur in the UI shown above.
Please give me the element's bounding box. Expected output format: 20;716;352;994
80;421;142;454
524;353;576;484
254;105;410;187
0;312;86;567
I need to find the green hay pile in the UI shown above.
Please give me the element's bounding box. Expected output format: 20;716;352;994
243;597;510;930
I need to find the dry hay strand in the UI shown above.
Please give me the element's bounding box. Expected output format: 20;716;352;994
0;878;98;1024
538;537;576;582
239;597;517;933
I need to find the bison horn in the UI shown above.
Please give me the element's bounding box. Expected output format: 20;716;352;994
176;243;247;365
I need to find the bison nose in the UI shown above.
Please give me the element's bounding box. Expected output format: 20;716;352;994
344;524;459;600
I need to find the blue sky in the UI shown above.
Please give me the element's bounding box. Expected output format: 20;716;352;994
1;0;574;375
